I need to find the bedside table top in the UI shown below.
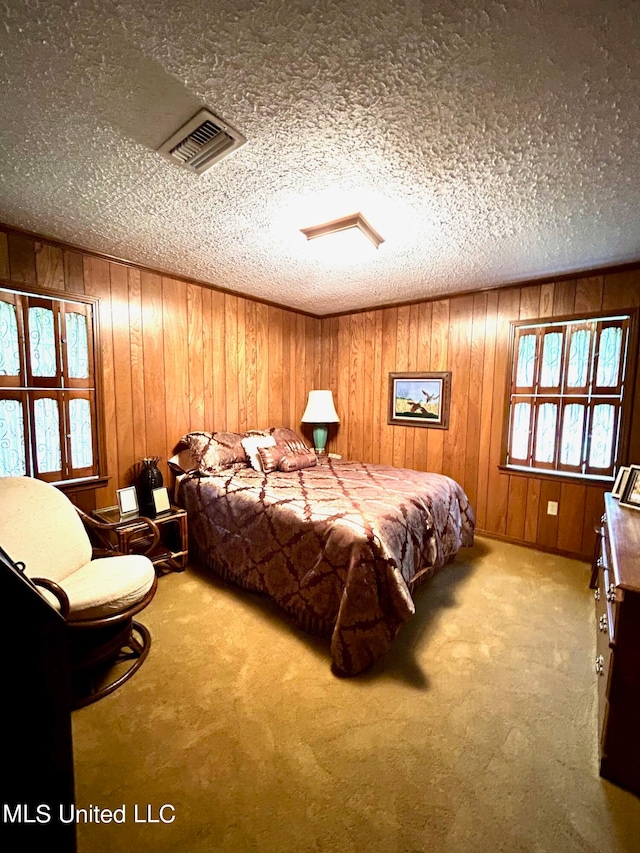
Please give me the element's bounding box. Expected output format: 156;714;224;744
93;505;185;527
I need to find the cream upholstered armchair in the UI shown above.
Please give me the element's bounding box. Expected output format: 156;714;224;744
0;476;159;708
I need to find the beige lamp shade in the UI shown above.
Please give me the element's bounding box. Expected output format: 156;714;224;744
301;390;340;424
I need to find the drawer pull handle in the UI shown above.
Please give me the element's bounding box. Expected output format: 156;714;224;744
601;514;607;523
594;588;601;601
595;655;605;675
599;614;608;632
606;584;616;603
597;556;604;569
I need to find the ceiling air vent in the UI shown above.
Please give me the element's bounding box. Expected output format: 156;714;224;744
157;108;246;175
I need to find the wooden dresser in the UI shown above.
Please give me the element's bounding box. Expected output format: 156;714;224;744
590;493;640;796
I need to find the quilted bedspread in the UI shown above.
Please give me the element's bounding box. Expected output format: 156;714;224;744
180;458;475;675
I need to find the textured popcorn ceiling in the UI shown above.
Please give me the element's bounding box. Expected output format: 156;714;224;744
0;1;638;315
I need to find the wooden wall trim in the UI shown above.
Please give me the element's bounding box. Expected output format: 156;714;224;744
3;220;640;320
0;223;320;319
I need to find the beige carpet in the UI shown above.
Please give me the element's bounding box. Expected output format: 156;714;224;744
72;537;640;853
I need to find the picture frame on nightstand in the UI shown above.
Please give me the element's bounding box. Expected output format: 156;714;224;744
152;486;171;516
116;486;139;517
612;466;631;499
620;465;640;510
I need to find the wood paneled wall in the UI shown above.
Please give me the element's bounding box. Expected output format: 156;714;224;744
321;272;640;560
3;223;639;559
0;228;321;508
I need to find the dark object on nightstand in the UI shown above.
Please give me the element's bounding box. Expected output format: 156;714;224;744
138;456;164;515
590;493;640;797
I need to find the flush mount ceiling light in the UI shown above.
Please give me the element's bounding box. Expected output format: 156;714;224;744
300;213;384;249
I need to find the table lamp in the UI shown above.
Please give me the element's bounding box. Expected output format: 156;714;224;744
301;390;340;454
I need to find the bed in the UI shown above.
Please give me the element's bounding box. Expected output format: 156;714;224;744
175;429;475;675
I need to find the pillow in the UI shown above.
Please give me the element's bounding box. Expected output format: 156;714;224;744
278;449;318;472
241;434;277;472
257;443;286;474
270;427;309;453
168;447;199;475
180;431;248;473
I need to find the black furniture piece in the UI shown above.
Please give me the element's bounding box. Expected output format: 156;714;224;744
0;544;77;851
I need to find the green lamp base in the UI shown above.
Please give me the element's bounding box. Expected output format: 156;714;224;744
313;424;329;455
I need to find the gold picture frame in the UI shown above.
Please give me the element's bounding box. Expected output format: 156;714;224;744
388;372;451;429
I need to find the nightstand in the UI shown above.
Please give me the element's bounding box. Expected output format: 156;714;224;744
92;505;188;571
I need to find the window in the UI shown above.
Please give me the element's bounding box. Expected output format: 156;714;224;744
0;285;105;485
503;311;638;481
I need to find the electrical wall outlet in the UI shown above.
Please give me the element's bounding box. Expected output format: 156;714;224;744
547;500;558;516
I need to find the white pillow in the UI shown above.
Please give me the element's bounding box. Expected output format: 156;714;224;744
241;434;276;471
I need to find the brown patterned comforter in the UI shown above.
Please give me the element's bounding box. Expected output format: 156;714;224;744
180;458;475;675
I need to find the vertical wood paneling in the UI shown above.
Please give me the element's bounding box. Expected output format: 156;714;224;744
127;269;147;462
35;242;64;291
294;313;307;440
0;232;9;279
444;296;472;485
464;293;487;506
379;308;397;465
211;290;226;430
524;479;541;544
474;290;499;531
506;475;528;541
557;483;586;554
485;289;520;536
603;270;640;309
519;285;541;320
202;288;214;429
162;278;189;473
371;311;384;464
539;283;555;317
63;251;85;294
412;302;432;471
245;300;258;429
8;234;36;284
224;295;239;432
187;284;205;430
575;276;604;313
426;300;449;474
83;256;118;506
552;280;576;315
236;299;247;432
140;271;167;478
267;307;283;426
362;311;375;463
109;263;135;483
255;301;269;429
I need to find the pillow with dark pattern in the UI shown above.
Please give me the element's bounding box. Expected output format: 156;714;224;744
257;443;287;474
270;427;309;453
278;449;318;472
180;431;248;473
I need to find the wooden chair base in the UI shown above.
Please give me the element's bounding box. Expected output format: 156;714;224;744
70;620;152;709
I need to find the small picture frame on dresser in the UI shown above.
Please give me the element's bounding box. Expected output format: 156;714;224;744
619;465;640;510
612;466;631;499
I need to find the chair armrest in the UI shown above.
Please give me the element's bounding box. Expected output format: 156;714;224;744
32;577;70;618
76;508;161;558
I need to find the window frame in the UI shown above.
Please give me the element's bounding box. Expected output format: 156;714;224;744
501;308;639;485
0;281;107;491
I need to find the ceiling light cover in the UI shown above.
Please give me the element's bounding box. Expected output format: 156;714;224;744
300;213;384;249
